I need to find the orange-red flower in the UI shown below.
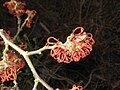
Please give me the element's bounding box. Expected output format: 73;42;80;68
0;67;17;83
3;0;37;28
7;51;25;72
25;10;37;28
0;50;25;83
3;0;26;17
47;27;95;63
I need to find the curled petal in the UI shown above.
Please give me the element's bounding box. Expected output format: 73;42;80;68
62;50;72;63
49;27;95;63
25;10;37;28
89;38;95;45
79;49;86;58
50;47;62;58
47;37;59;46
56;51;65;63
82;47;90;56
0;67;17;83
72;27;84;36
6;67;17;80
72;50;81;62
84;45;92;51
86;33;93;38
50;47;73;63
84;34;95;45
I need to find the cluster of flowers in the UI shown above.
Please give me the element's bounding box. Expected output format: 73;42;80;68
3;0;26;17
0;30;26;83
0;50;25;83
47;27;95;63
3;0;36;28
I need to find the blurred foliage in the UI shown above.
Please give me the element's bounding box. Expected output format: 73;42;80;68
0;0;120;90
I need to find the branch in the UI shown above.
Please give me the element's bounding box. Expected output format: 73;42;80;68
83;68;100;89
0;29;54;90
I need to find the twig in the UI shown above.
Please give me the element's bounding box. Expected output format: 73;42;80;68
40;22;51;34
14;12;32;40
83;68;99;89
13;80;20;90
27;45;55;56
2;42;9;61
33;80;39;90
79;0;85;25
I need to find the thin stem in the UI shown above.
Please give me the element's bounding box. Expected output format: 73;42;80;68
2;42;9;61
33;80;39;90
13;80;20;90
27;45;55;56
14;30;21;41
79;0;84;25
83;68;99;89
14;13;31;40
14;16;22;40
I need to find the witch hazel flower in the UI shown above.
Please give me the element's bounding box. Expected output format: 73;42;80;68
25;10;37;28
3;0;37;29
0;50;25;83
3;0;26;17
46;27;95;63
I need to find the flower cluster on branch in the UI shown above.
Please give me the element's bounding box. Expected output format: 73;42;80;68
25;10;37;28
46;27;95;63
0;50;25;83
3;0;26;17
3;0;36;28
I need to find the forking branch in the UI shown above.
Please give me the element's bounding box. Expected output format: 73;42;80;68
0;29;54;90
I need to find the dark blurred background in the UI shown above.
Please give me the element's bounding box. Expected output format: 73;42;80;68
0;0;120;90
